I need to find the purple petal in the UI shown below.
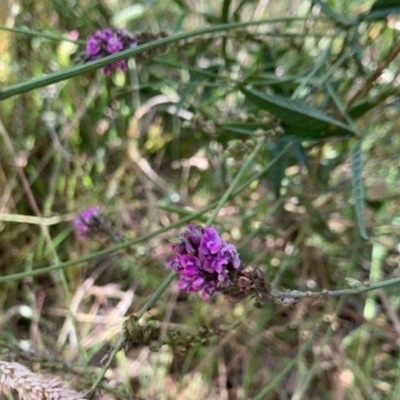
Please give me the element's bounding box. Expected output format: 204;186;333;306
79;206;100;223
183;265;198;277
221;244;241;269
181;254;201;269
200;283;216;299
86;38;101;56
167;224;242;300
73;206;100;239
166;257;181;272
103;65;112;77
199;227;223;257
106;36;123;53
97;29;113;41
202;257;217;273
191;277;205;290
178;278;190;290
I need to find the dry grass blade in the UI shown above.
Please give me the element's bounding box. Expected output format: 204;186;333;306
0;361;85;400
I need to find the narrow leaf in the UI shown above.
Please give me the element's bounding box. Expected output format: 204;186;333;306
312;0;356;26
351;141;369;239
265;138;289;198
221;122;267;135
112;5;145;25
0;19;288;100
367;0;400;20
240;86;354;138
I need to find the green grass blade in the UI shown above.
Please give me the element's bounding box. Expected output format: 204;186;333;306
240;86;354;138
351;140;369;239
367;0;400;20
0;18;308;101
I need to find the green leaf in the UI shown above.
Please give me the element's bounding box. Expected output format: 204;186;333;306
367;0;400;20
221;122;267;136
312;0;356;26
169;0;188;9
349;85;397;119
265;138;289;198
348;99;376;120
351;141;369;240
240;86;354;139
221;0;232;22
292;141;310;171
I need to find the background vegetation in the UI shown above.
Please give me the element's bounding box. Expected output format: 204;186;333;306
1;0;400;398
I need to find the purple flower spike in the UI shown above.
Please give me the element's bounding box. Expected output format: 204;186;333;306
73;206;101;239
167;225;241;300
85;28;135;76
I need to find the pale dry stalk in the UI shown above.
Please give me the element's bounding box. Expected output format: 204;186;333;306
0;360;86;400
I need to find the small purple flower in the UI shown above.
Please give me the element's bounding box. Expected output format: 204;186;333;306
103;60;127;77
167;224;241;300
106;36;123;53
73;206;101;239
85;28;135;76
86;37;101;56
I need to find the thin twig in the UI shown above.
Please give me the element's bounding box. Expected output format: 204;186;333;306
347;40;400;107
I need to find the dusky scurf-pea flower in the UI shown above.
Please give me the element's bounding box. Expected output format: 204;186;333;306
73;206;101;239
167;224;241;300
85;28;136;76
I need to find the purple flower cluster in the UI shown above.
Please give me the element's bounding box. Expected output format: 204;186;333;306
73;206;101;239
86;28;136;76
167;224;241;299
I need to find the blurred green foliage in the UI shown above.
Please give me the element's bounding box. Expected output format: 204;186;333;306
1;0;400;398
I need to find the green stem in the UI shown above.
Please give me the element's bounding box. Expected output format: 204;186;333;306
0;25;85;44
86;271;176;399
271;276;400;299
0;143;291;284
0;18;312;100
86;133;276;398
0;212;195;284
252;320;322;400
206;140;264;225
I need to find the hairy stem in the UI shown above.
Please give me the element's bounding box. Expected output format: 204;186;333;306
271;275;400;300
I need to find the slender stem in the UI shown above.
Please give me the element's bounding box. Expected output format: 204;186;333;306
87;133;274;397
86;271;176;399
84;205;400;398
0;25;84;44
0;18;314;100
0;217;185;284
271;275;400;300
253;319;323;400
0;142;291;284
137;271;177;319
347;40;400;107
206;140;264;226
86;334;124;400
